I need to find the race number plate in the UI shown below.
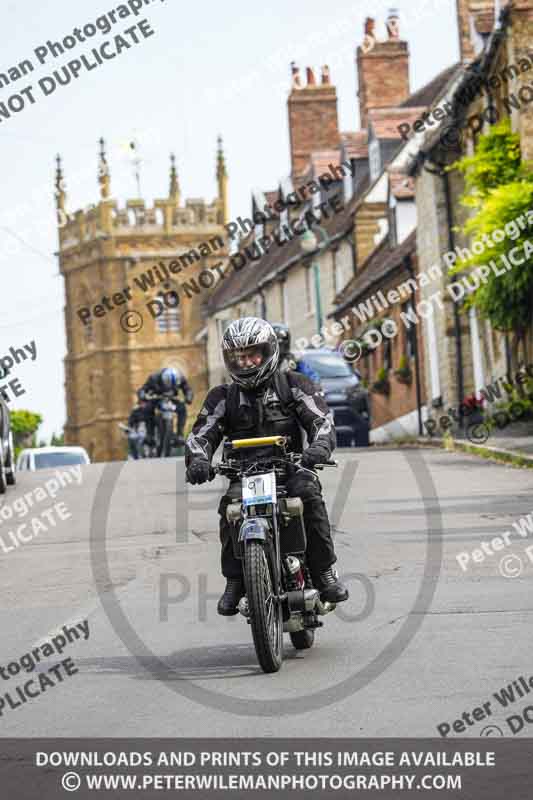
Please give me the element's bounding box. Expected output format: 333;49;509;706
242;472;277;506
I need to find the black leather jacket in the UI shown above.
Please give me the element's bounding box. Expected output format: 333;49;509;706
141;370;193;403
185;370;335;466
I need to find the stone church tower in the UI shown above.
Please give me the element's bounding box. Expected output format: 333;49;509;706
57;138;229;462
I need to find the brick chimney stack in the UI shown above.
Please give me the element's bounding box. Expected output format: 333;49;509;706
356;10;410;129
456;0;510;62
288;63;340;177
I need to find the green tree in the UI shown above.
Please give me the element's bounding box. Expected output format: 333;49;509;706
450;119;533;364
50;432;65;446
10;410;43;454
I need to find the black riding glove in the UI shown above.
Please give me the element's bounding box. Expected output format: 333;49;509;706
300;443;329;469
186;459;211;484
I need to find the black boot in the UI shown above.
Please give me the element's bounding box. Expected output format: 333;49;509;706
316;566;349;603
217;578;245;616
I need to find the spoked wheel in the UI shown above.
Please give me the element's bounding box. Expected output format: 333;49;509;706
245;541;283;674
289;629;315;650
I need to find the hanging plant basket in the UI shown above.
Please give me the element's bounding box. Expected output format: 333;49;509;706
372;377;390;395
394;367;412;385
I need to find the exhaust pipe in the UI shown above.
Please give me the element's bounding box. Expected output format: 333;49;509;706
315;597;336;615
239;591;335;622
303;589;335;615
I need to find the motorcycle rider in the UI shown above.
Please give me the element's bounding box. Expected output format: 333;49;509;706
185;317;349;616
140;367;193;447
127;392;149;459
272;322;321;385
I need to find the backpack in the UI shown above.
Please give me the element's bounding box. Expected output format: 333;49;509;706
226;371;298;432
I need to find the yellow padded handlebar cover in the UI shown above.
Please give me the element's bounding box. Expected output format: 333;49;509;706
231;436;285;449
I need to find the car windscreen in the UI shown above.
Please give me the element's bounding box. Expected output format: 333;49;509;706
302;353;353;378
34;452;85;468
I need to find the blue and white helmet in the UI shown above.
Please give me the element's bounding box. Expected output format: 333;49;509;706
222;317;279;390
161;367;179;391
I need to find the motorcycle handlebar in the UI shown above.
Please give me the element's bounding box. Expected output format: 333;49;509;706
213;456;337;477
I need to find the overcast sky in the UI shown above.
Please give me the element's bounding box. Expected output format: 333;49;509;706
0;0;458;442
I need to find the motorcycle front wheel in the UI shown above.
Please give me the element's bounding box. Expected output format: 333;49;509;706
245;541;283;674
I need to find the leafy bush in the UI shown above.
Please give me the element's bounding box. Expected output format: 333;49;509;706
450;119;533;360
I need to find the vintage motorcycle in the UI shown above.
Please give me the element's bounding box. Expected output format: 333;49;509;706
152;394;176;457
215;434;337;674
118;421;153;459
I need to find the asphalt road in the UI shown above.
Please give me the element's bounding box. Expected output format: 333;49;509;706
0;447;531;738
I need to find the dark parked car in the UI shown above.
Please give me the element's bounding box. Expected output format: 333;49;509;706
300;348;371;447
0;395;16;492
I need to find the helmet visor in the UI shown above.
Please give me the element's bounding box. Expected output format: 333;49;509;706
223;342;274;380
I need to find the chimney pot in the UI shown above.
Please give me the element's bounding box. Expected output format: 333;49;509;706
291;61;302;89
321;65;331;84
364;17;375;37
357;11;410;128
386;8;400;39
306;67;316;86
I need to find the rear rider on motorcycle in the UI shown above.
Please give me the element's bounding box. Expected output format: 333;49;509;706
185;317;349;616
127;391;150;459
272;322;321;385
140;366;193;447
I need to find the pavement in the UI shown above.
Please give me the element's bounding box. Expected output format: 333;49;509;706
0;447;532;738
421;420;533;466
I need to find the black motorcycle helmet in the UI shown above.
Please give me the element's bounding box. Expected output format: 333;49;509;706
222;317;279;390
271;323;291;357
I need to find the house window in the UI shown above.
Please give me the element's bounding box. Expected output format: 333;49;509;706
217;318;231;344
305;267;315;313
254;294;265;318
383;337;392;371
402;302;415;358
